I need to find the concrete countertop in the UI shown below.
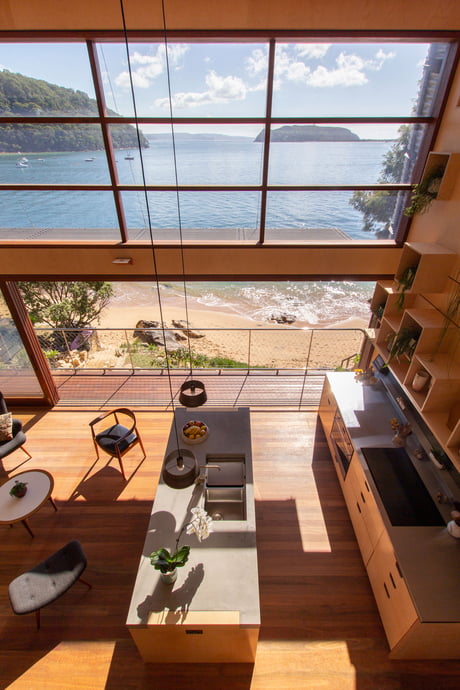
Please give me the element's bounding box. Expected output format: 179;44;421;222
126;406;260;629
326;372;460;623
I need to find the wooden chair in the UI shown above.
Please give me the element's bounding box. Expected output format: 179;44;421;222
89;408;146;479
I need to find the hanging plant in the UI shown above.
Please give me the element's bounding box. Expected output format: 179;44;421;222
404;165;445;217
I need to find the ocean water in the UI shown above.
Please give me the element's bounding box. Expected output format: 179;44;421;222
1;139;395;238
1;138;382;325
122;280;374;328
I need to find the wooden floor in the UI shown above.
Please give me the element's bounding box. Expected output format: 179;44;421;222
1;407;460;689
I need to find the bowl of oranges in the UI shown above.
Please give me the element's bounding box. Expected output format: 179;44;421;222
182;420;209;444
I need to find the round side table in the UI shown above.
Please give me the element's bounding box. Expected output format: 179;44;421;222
0;469;57;537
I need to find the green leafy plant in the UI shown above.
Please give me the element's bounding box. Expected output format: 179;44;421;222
150;545;191;574
404;165;444;217
395;265;417;310
9;480;28;497
150;507;213;575
385;327;419;365
18;281;113;331
44;349;60;363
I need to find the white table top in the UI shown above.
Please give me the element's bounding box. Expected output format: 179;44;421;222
0;470;54;523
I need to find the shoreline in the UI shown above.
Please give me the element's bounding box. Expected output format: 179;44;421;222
95;284;368;369
100;283;369;332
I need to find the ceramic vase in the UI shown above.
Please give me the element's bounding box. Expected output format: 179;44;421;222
412;369;430;392
160;569;177;585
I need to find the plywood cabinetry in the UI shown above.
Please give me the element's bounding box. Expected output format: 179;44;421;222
366;530;418;649
319;376;337;441
343;455;384;565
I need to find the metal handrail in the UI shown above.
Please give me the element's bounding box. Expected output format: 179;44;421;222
34;326;368;374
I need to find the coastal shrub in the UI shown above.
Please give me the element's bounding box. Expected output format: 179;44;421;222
128;342;247;369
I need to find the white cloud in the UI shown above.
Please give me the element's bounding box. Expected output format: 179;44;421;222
155;70;248;109
305;49;395;87
367;48;396;70
206;70;247;100
114;44;189;90
306;52;369;87
274;46;396;89
295;43;331;59
246;48;268;77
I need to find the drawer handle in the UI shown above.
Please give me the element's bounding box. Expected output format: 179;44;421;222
356;501;362;514
185;629;203;635
360;491;366;504
364;480;370;493
389;572;396;589
384;582;390;599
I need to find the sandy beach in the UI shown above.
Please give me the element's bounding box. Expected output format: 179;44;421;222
94;283;369;369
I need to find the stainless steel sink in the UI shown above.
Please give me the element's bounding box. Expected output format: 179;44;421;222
205;454;245;487
204;486;246;521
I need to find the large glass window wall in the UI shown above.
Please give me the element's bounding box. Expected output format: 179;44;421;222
0;37;455;244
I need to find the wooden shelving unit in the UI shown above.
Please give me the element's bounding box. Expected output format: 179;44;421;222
371;242;460;470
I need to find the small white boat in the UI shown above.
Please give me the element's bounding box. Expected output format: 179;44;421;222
16;157;29;168
125;152;134;160
85;157;95;162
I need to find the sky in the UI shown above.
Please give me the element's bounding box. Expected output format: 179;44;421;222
0;40;432;139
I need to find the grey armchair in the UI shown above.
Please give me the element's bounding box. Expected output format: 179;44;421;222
0;391;31;462
8;539;91;629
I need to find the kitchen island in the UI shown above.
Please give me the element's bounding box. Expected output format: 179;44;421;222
126;406;260;663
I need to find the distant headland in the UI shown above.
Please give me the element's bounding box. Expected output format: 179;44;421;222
254;125;360;142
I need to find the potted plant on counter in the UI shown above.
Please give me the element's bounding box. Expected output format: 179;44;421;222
150;507;213;584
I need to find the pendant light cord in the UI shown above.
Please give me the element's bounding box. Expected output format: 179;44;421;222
119;0;182;452
160;0;195;380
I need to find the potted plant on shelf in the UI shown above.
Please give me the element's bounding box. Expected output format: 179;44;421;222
404;165;445;217
150;506;213;584
385;327;419;366
9;480;28;498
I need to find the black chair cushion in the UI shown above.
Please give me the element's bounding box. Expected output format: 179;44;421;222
95;423;136;456
8;540;87;615
0;428;26;460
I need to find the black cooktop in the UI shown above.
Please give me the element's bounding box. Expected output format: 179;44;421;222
361;446;445;527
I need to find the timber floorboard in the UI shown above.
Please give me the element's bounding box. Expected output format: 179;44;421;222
1;408;460;689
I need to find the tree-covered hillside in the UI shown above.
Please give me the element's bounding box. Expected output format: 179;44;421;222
0;70;148;152
254;125;360;142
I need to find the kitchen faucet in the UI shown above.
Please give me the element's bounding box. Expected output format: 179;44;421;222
196;464;221;485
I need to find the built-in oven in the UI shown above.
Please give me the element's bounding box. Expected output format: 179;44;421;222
330;410;354;479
